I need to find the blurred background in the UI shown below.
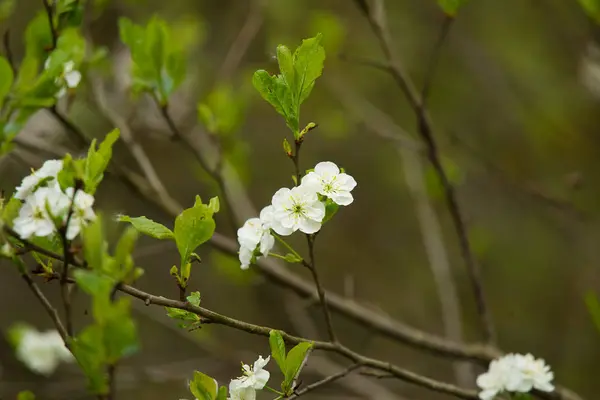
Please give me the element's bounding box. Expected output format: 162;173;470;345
1;0;600;398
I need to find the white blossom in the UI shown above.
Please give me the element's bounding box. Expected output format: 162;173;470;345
232;355;270;390
301;161;357;206
259;205;292;236
236;213;275;270
271;186;325;235
16;328;73;376
508;353;554;393
476;353;554;400
228;379;256;400
13;187;69;239
45;59;82;98
64;188;97;240
14;159;63;200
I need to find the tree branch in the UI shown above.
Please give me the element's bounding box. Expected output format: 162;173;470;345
353;0;496;345
287;363;361;399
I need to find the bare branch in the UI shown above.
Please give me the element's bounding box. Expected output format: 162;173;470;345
287;364;362;399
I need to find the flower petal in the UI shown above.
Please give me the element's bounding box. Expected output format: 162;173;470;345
314;161;339;178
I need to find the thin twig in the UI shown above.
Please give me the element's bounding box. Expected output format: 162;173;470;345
42;0;58;50
2;30;15;73
19;264;69;343
354;0;496;345
420;15;453;109
217;0;265;82
287;364;361;399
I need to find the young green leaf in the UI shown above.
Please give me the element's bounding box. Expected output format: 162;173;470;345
1;197;22;225
283;341;313;393
83;217;107;272
293;33;325;105
283;253;302;263
113;226;138;281
216;386;228;400
85;129;120;193
252;70;298;134
174;200;216;268
189;371;218;400
269;330;287;373
103;299;139;363
17;391;35;400
0;56;13;109
71;325;108;394
118;215;174;240
437;0;469;16
187;291;201;306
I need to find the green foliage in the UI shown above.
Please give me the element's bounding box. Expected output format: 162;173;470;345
253;34;325;138
268;330;313;395
1;197;22;225
437;0;469;16
283;341;312;393
269;330;287;371
17;391;36;400
585;292;600;334
118;16;186;104
84;128;120;194
322;198;339;224
118;215;174;240
578;0;600;23
82;215;142;284
24;12;52;61
6;322;34;348
72;269;139;393
174;196;218;276
197;84;247;135
189;371;222;400
0;56;13;109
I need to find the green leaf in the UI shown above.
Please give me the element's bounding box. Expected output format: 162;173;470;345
83;217;106;271
322;198;339;224
216;386;228;400
85;129;120;194
2;197;22;225
6;322;34;348
293;34;325;105
252;70;298;134
118;215;174;240
103;299;139;363
437;0;469;16
277;45;295;91
174;200;216;268
283;342;313;394
71;324;108;394
189;371;218;400
113;226;138;281
585;292;600;334
208;196;220;214
0;56;13;109
187;291;201;306
269;330;287;373
24;12;52;60
17;391;35;400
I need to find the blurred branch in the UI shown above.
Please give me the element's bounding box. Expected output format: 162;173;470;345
326;75;474;387
353;0;496;346
283;292;404;400
217;0;265;82
420;15;453;108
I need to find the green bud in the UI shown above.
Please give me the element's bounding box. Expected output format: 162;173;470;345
283;138;292;157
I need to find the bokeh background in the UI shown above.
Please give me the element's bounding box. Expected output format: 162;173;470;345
1;0;600;399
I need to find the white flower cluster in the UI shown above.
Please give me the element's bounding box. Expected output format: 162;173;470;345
12;159;96;240
477;353;554;400
16;327;74;375
182;356;270;400
237;161;356;269
44;59;82;98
